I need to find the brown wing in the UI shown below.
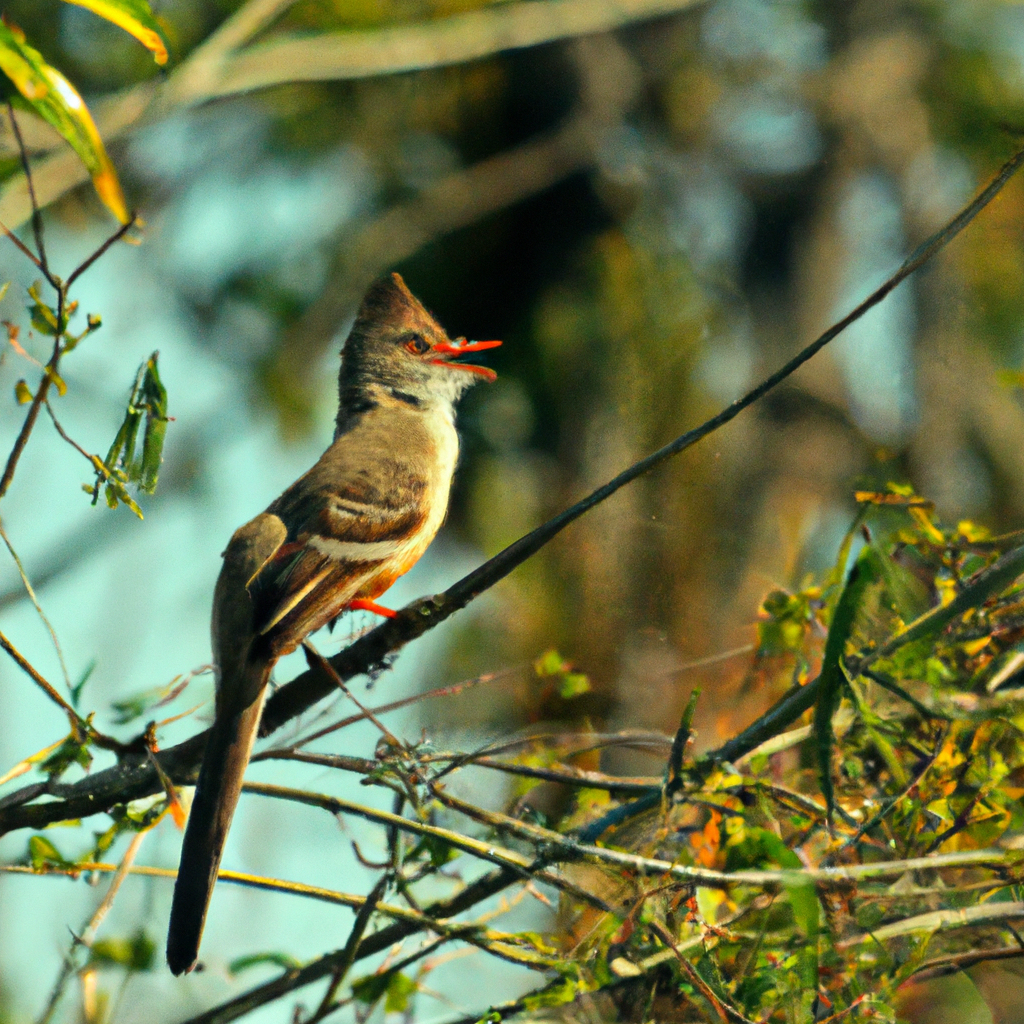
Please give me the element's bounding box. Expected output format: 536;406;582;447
248;442;431;654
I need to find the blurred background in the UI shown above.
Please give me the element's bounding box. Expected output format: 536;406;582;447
3;0;1024;1020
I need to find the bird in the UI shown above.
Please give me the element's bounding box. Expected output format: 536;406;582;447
166;272;500;975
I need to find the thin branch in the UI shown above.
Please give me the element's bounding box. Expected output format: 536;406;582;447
838;901;1024;947
0;517;71;690
0;216;43;268
909;944;1024;982
35;829;147;1024
4;144;1024;838
65;215;137;288
5;100;49;275
173;867;524;1024
649;918;754;1024
2;861;474;932
207;0;704;100
0;334;63;501
302;642;401;746
259;142;1024;739
0;628;79;727
314;876;389;1017
244;781;611;910
268;668;513;752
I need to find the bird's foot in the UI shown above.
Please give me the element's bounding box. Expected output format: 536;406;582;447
349;598;398;618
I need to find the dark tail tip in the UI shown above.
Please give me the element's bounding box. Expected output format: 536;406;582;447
166;946;198;976
167;875;205;975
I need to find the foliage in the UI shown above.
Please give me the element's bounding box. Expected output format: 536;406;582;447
6;2;1024;1024
0;0;166;222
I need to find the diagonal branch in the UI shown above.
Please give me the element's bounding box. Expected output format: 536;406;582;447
1;143;1023;837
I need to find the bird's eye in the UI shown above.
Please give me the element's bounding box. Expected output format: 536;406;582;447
405;334;430;355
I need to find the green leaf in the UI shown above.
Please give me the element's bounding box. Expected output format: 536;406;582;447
814;548;878;821
229;951;301;975
91;353;168;512
28;834;71;868
27;281;62;336
88;930;155;971
70;660;95;710
0;22;129;222
535;650;568;676
535;649;590;698
383;972;418;1013
558;672;590;698
60;0;169;65
134;354;167;493
352;972;391;1005
40;735;92;777
14;379;32;404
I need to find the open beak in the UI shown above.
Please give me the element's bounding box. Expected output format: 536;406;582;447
431;337;502;381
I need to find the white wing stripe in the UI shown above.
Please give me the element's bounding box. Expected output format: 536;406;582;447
309;535;404;561
328;500;416;523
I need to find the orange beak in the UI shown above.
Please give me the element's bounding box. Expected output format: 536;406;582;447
431;337;502;381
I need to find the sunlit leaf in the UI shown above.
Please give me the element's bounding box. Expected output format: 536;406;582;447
27;281;60;336
60;0;169;65
90;352;168;514
0;736;67;786
0;21;130;222
28;834;70;868
14;379;31;403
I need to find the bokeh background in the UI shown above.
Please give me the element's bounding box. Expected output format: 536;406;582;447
3;0;1024;1020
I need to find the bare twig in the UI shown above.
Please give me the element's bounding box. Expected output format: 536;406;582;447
908;944;1024;982
313;875;389;1019
5;100;49;275
0;333;63;502
244;781;611;910
0;517;71;689
838;901;1024;947
64;215;137;288
171;866;524;1024
649;919;754;1024
0;216;43;268
35;828;148;1024
302;642;401;747
0;628;79;727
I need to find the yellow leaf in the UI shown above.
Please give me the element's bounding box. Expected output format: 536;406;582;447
0;735;68;787
0;23;130;223
14;379;32;404
43;365;67;397
61;0;169;65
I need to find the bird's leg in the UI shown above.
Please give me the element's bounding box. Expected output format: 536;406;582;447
348;598;398;618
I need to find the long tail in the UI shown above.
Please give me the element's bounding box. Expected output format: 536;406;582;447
166;669;269;975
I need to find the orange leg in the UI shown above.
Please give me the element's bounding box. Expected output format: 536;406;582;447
348;598;397;619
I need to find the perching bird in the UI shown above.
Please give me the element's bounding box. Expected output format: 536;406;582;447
166;273;500;975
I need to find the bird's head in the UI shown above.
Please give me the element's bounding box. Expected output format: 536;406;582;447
338;273;501;416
